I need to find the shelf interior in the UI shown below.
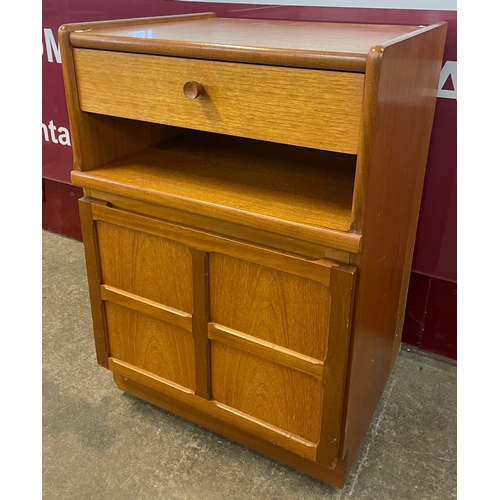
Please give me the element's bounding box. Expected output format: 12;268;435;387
73;130;357;233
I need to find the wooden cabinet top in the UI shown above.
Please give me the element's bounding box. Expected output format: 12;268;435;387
64;13;432;72
62;12;447;249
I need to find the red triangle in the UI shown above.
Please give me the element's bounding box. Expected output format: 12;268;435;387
442;73;454;91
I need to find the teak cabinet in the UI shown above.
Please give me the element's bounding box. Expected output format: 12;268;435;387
60;14;447;487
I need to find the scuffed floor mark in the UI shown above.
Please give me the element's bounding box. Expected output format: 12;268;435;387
344;375;397;499
43;379;116;453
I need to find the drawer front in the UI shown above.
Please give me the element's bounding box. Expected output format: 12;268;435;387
73;49;364;154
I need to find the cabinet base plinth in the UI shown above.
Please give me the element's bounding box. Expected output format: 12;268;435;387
112;372;348;488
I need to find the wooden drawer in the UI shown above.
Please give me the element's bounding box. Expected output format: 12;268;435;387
73;49;364;154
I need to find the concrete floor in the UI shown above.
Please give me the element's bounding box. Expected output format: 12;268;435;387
42;230;457;499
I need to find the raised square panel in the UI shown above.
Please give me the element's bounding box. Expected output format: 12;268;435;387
96;221;193;312
106;302;196;391
211;342;323;443
209;253;330;360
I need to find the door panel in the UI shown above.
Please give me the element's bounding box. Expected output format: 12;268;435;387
211;342;323;443
210;253;330;360
106;302;196;391
96;220;193;313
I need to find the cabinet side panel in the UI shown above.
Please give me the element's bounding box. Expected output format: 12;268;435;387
342;24;447;466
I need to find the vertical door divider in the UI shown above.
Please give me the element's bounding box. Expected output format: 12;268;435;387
316;266;357;467
190;248;212;400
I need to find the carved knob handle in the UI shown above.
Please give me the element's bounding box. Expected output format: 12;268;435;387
183;81;204;100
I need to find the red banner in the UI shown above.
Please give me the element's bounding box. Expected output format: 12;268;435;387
42;0;456;283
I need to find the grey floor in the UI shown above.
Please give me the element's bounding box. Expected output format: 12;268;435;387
42;230;457;499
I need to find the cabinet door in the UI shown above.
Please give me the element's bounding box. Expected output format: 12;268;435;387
79;197;355;466
209;254;330;444
208;253;356;466
97;221;196;391
79;198;196;391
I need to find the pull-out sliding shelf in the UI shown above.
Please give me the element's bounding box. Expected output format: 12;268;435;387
72;131;361;253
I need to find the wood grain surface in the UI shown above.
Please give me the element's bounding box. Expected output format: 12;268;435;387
72;132;360;252
211;342;324;443
341;23;448;467
63;14;448;488
190;248;211;399
106;303;196;391
316;266;357;467
208;323;324;381
89;202;339;286
59;24;178;172
110;358;318;460
74;49;364;154
69;17;422;73
112;370;351;486
209;253;331;360
100;284;192;332
87;189;352;264
78;198;109;367
96;220;193;313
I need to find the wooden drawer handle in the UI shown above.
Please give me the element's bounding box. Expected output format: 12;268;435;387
183;81;204;99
